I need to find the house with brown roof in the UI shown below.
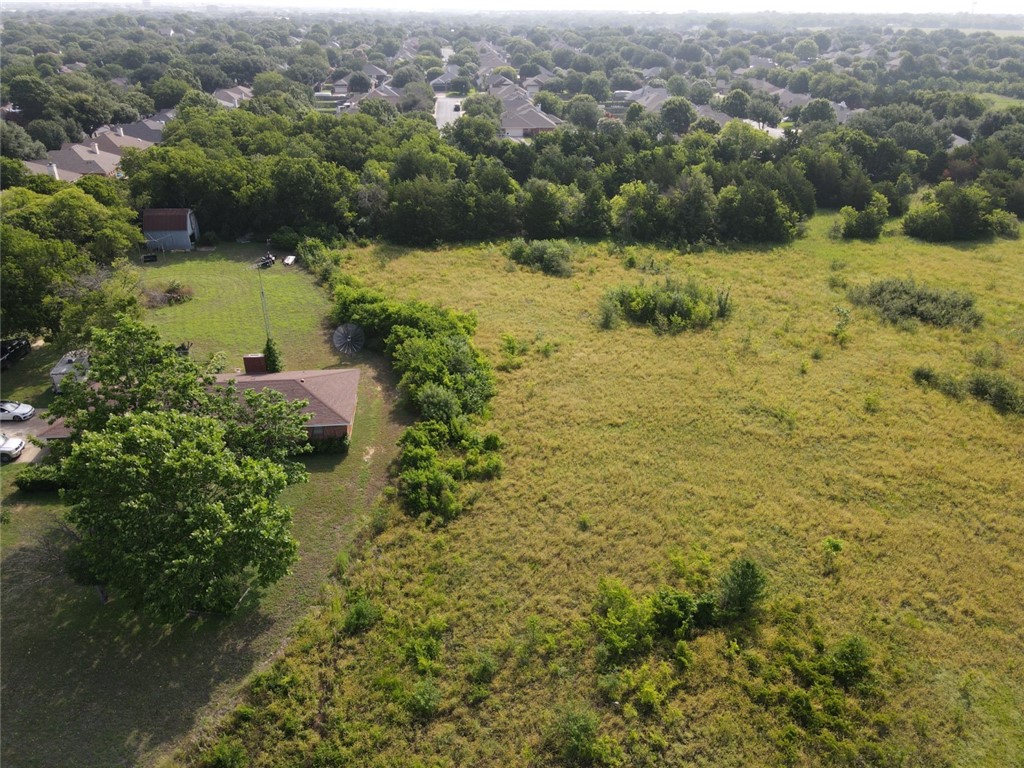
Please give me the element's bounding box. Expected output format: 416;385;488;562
215;367;361;440
39;365;361;444
142;208;200;251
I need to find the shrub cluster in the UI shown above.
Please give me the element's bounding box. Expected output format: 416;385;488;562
12;460;65;493
903;180;1019;242
507;238;574;277
296;237;345;285
849;278;982;329
741;605;886;764
914;366;1024;415
592;558;766;668
837;191;890;240
332;276;500;522
601;277;732;334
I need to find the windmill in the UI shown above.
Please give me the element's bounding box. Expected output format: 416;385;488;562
332;323;365;355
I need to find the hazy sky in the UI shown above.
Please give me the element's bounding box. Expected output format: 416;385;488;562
189;0;1022;14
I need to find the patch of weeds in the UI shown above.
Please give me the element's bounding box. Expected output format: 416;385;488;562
914;366;1023;415
822;536;845;576
829;306;851;348
849;278;982;329
827;273;848;291
342;590;380;635
197;736;248;768
496;333;528;371
810;346;824;361
863;392;882;414
546;702;620;766
406;677;441;721
970;344;1005;369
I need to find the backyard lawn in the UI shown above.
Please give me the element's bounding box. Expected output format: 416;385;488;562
0;244;406;768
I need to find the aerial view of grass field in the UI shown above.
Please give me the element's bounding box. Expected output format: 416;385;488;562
168;219;1023;767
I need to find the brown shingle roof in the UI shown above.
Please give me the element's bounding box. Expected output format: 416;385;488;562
214;369;360;428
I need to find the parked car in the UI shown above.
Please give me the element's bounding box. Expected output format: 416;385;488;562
0;337;31;370
0;433;26;463
0;401;36;422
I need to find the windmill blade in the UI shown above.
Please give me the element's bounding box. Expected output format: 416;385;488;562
332;323;365;355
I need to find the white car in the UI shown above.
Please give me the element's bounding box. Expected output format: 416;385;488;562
0;400;35;422
0;433;26;463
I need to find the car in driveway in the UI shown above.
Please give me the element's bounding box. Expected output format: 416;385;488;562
0;433;26;463
0;337;31;370
0;401;36;422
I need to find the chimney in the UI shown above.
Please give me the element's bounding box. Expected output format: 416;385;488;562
232;97;238;107
117;126;124;136
47;163;60;180
242;354;267;374
91;142;99;154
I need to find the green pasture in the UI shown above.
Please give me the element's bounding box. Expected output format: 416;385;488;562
190;218;1023;766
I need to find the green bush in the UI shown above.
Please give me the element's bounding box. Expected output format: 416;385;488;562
296;237;341;284
967;371;1024;415
547;703;615;766
650;586;696;639
262;337;282;373
12;461;65;493
823;635;872;688
308;435;350;455
269;226;300;251
592;579;655;664
839;191;889;240
407;677;441;720
507;238;574;277
197;737;248;768
849;278;982;329
342;591;380;635
603;277;731;334
718;558;768;622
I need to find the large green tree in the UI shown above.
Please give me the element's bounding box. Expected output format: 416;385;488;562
62;410;297;621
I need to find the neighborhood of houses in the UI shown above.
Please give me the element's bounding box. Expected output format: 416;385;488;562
13;34;880;189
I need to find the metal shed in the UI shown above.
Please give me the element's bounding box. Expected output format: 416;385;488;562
142;208;200;251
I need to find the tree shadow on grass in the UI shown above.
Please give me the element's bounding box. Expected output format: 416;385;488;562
0;523;275;768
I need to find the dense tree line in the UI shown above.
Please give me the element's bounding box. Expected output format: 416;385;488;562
1;11;1022;274
114;93;1020;248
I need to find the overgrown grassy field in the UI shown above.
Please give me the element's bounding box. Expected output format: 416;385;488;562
0;246;405;768
189;219;1023;766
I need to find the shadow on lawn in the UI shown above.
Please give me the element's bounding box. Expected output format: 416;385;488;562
0;522;275;768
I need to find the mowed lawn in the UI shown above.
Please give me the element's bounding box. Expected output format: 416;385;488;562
0;244;406;768
205;220;1024;766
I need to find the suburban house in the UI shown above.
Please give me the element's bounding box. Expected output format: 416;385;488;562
212;85;254;109
38;360;361;444
215;361;361;441
142;208;201;251
488;83;563;139
37;142;122;177
501;104;563;138
93;127;155;155
430;64;463;91
21;110;173;181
